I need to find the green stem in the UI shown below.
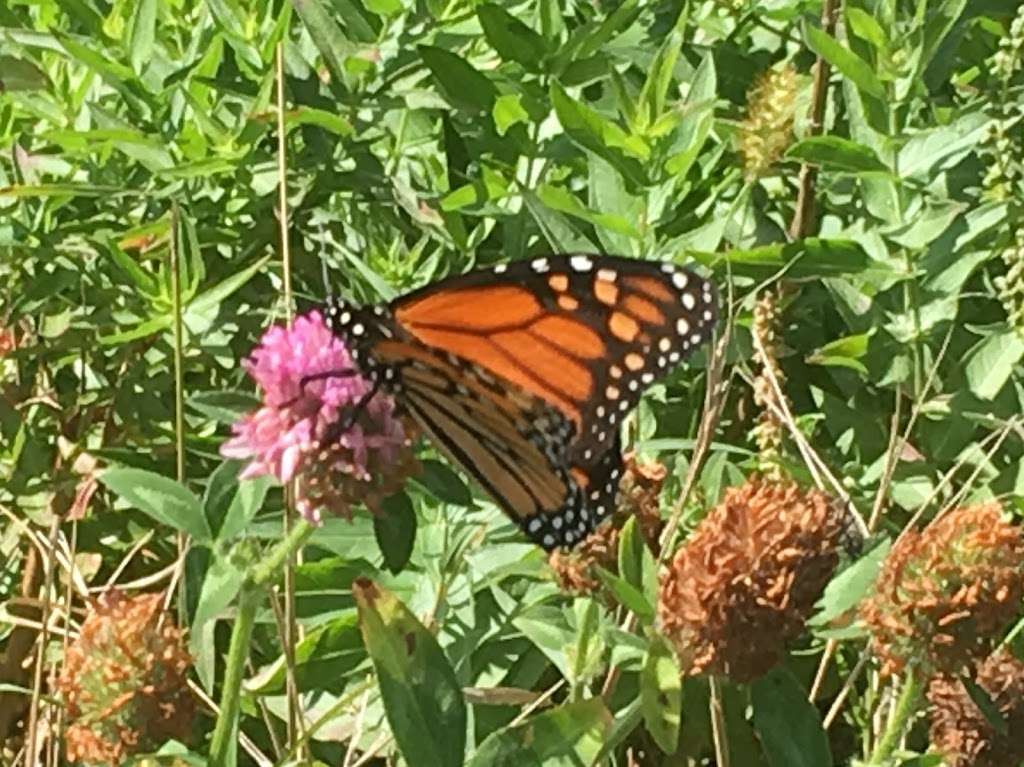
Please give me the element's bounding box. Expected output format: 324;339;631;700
209;519;315;766
209;585;259;767
868;672;923;766
252;518;315;587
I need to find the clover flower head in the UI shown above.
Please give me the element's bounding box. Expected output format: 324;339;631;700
221;310;414;523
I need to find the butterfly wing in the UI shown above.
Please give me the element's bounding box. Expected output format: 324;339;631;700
391;254;718;463
369;336;610;549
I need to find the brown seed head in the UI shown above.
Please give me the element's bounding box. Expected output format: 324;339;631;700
861;504;1024;677
57;592;193;765
928;649;1024;767
658;478;844;681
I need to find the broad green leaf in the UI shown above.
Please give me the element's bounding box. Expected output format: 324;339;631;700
373;491;417;574
752;668;832;767
354;579;466;767
468;698;611;766
478;4;547;71
786;136;890;174
100;467;211;541
965;330;1024;401
419;45;497;112
641;636;682;753
692;238;878;280
246;612;365;694
810;539;890;629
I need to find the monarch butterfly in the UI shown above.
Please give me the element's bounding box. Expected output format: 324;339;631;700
323;254;717;550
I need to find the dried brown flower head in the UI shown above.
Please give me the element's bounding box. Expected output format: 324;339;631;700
740;64;799;179
658;478;844;682
860;504;1024;677
57;592;193;765
928;649;1024;767
550;454;666;594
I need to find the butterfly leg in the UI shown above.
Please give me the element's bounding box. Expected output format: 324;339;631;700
321;378;384;445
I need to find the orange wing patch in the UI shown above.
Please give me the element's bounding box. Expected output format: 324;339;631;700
397;285;542;330
624;275;675;303
531;315;604;358
622;294;665;324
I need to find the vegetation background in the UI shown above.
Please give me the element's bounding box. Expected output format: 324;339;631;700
2;0;1024;765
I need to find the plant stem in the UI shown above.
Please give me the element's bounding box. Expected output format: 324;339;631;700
868;672;922;766
209;585;259;767
252;518;315;587
209;519;315;766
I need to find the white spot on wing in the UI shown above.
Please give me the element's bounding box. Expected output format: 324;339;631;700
682;293;696;310
677;318;690;335
597;268;617;282
531;257;550;272
672;272;689;289
570;255;593;272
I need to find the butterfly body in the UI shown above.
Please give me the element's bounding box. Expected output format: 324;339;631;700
324;254;717;550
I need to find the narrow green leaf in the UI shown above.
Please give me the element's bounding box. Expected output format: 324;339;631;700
752;668;833;767
641;636;682;753
786;136;890;174
128;0;157;73
691;238;880;280
374;492;417;574
354;579;466;767
100;468;211;541
478;4;547;71
190;555;243;673
292;0;359;82
636;6;686;128
468;698;611;766
804;24;884;98
186;390;260;424
419;45;496;112
594;568;655;622
617;516;644;590
536;183;640;238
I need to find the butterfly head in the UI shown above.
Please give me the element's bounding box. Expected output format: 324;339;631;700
323;296;395;362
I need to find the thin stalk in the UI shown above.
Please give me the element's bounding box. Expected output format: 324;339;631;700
867;673;922;766
709;677;731;767
275;39;303;753
209;586;260;767
170;202;188;619
209;519;314;767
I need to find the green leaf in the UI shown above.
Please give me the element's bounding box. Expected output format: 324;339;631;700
536;183;640;238
127;0;157;73
247;612;366;694
641;636;682;753
752;667;833;767
292;0;360;82
810;539;890;629
786;137;890;174
354;579;466;767
804;24;884;98
493;93;529;136
186;390;260;425
806;331;874;375
373;491;417;574
594;568;655;622
965;330;1024;401
636;6;686;129
692;238;879;280
415;459;473;506
201;459;272;543
961;674;1009;736
0;56;49;90
190;555;243;675
478;4;547;71
468;698;611;766
617;516;644;591
100;467;211;541
550;81;648;185
419;45;497;112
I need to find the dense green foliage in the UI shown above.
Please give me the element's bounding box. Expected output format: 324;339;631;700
2;0;1024;764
